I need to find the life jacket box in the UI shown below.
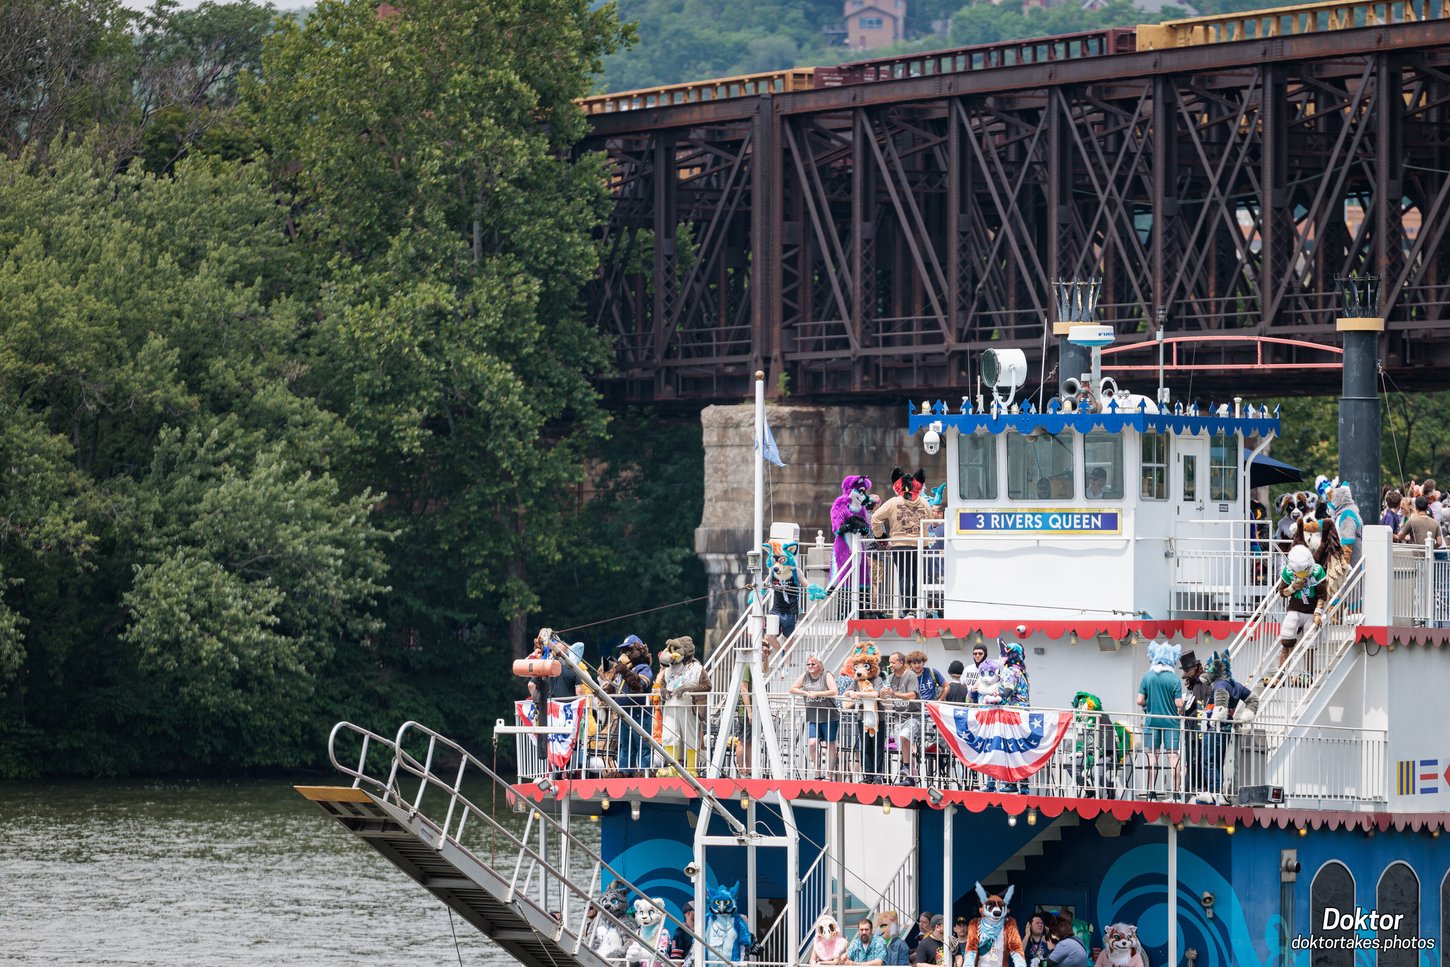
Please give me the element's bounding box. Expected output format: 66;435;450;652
769;522;800;543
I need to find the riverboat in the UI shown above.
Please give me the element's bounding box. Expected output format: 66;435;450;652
300;331;1449;967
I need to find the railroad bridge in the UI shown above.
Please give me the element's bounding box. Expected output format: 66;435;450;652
580;0;1450;404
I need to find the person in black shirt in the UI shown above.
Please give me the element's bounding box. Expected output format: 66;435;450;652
913;916;945;965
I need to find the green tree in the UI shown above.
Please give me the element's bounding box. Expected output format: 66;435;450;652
249;0;631;685
0;0;137;157
0;140;386;774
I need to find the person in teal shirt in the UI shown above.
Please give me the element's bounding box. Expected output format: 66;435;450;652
848;918;887;965
1137;641;1184;799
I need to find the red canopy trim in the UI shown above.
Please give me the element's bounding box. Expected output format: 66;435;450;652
510;777;1450;833
1353;625;1450;648
845;618;1245;642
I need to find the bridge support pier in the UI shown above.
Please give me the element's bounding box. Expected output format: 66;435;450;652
695;403;945;648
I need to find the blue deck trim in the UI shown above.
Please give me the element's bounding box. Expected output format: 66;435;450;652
906;399;1280;437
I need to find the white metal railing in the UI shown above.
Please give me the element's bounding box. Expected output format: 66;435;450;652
508;691;1388;807
1168;525;1279;620
767;540;863;689
867;851;917;924
1391;538;1450;627
1253;561;1365;730
328;720;748;967
757;848;832;965
1224;566;1288;674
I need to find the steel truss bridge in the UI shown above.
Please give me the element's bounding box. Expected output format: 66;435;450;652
581;0;1450;403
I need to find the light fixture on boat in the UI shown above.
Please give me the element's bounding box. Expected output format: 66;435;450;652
590;814;599;823
1026;808;1038;827
740;792;750;810
882;799;891;815
1095;633;1120;653
631;800;641;821
1069;632;1079;646
982;348;1028;409
1297;825;1307;837
601;797;610;811
973;632;983;646
927;787;944;808
1223;824;1235;835
1007;813;1018;827
685;861;701;878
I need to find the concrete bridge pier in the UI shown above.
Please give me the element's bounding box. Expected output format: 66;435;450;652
695;403;947;649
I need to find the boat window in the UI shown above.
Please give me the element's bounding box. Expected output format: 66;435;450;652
1083;431;1124;500
1210;433;1238;502
1182;453;1198;502
1376;862;1420;967
1140;433;1168;500
957;432;997;501
1310;862;1355;967
1007;431;1073;500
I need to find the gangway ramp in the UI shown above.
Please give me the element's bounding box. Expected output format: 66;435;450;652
299;784;608;967
299;722;724;967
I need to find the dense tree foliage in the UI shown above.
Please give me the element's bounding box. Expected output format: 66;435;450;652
0;0;719;778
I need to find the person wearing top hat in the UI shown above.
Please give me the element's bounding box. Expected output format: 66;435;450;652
1178;650;1213;801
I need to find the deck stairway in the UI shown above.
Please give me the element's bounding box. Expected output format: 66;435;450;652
980;813;1080;892
302;721;724;967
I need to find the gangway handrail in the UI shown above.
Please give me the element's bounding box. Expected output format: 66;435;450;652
327;719;736;967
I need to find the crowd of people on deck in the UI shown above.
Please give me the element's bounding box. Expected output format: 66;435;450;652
522;467;1422;800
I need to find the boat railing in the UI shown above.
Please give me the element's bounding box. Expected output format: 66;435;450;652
507;691;1388;808
1167;526;1280;620
1391;537;1450;626
328;720;749;967
853;530;946;623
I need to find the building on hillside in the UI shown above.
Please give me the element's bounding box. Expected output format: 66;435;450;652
845;0;905;49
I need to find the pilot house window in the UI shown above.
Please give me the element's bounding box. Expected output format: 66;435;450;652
957;433;997;500
1083;431;1124;500
1007;431;1073;500
1210;433;1238;502
1141;433;1168;500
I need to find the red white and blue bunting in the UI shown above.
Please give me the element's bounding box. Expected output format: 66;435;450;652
926;703;1074;782
516;697;590;768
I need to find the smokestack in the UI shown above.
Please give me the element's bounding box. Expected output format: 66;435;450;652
1336;274;1382;507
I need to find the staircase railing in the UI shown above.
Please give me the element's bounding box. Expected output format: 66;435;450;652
328;720;742;967
758;848;833;965
1252;561;1365;730
868;850;917;922
768;542;862;688
1224;565;1288;671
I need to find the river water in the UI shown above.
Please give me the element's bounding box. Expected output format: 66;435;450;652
0;777;574;966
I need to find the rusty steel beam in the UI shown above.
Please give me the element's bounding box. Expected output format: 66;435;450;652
583;20;1450;403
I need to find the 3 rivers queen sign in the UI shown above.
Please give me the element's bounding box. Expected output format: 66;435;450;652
957;508;1122;535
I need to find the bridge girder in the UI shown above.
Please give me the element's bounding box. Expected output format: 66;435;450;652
582;23;1450;402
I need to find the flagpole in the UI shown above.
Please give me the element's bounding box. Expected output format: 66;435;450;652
754;371;764;550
